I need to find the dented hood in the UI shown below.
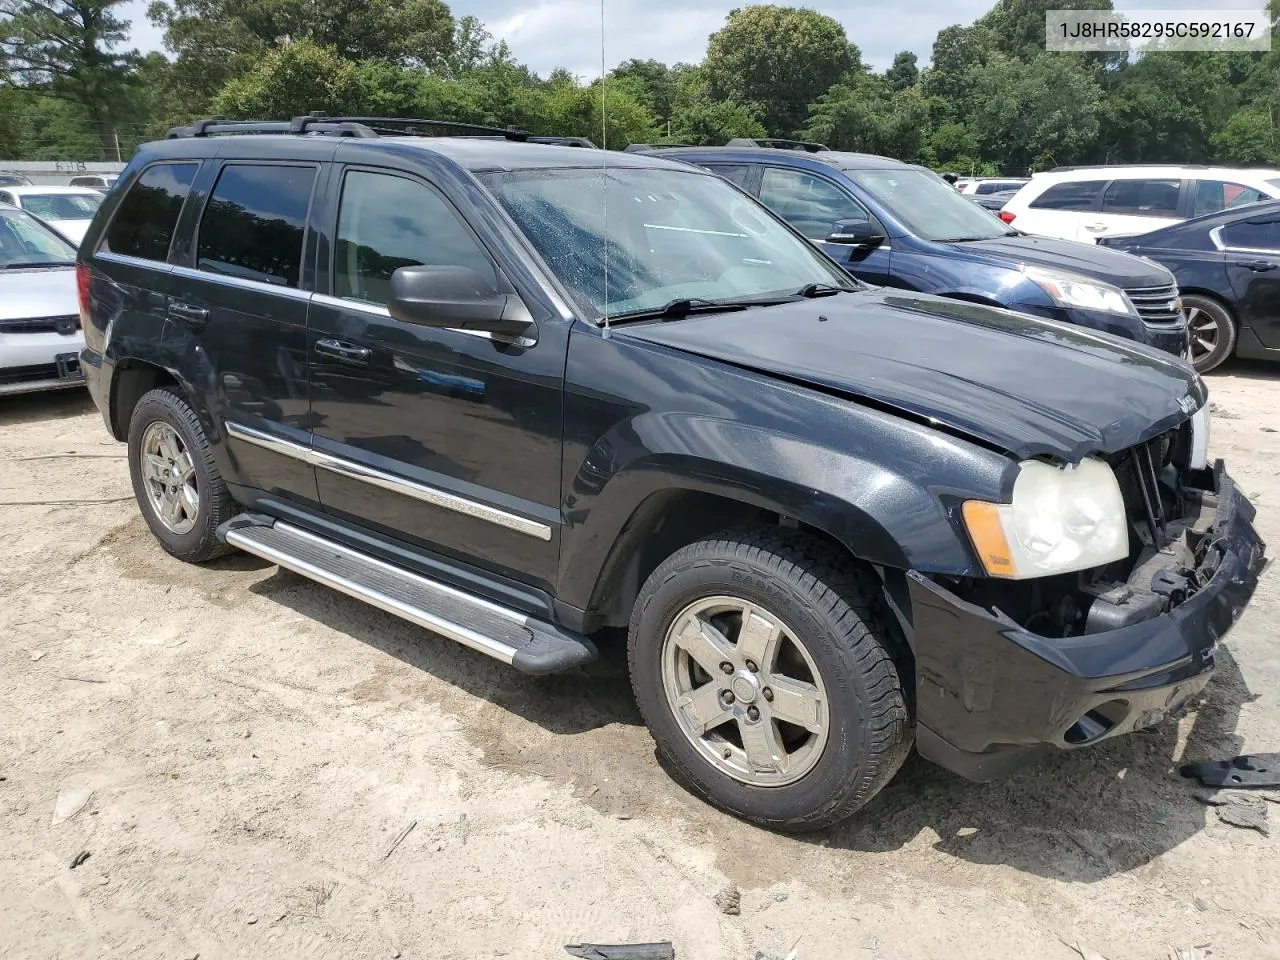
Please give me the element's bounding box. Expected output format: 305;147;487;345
618;289;1205;461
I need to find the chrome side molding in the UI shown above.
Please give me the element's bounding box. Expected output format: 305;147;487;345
226;421;553;540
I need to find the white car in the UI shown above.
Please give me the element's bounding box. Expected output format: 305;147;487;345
957;177;1029;196
1001;165;1280;243
0;185;104;244
68;174;120;193
0;204;86;396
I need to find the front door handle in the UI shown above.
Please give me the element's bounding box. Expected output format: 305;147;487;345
315;338;372;364
1242;260;1277;272
168;301;209;326
1084;223;1107;232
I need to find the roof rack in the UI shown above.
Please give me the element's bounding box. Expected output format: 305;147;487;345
623;143;703;153
1047;163;1217;173
167;111;532;141
725;137;829;153
473;135;597;148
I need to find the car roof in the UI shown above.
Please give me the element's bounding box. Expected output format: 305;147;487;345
2;185;104;195
644;146;912;172
1033;165;1280;184
137;133;697;175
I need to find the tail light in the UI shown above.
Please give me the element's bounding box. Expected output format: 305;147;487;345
998;211;1016;225
76;262;91;329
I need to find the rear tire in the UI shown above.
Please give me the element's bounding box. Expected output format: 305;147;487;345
127;387;235;563
1184;294;1236;373
628;529;912;832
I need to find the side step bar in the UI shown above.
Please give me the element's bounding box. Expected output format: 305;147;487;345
218;515;596;675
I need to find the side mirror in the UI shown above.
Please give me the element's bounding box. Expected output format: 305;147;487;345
388;265;535;340
825;219;886;247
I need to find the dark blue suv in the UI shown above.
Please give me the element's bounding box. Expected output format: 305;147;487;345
647;145;1190;356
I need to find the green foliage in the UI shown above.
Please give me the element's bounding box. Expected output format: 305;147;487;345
704;5;857;136
884;51;919;92
1213;108;1279;164
211;40;361;118
965;52;1102;171
804;72;930;158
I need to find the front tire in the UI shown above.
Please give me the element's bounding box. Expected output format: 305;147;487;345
1184;294;1236;373
127;387;235;563
628;530;912;831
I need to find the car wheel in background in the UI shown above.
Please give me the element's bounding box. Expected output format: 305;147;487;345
1183;294;1237;373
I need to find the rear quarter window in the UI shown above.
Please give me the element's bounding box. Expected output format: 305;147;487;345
1028;180;1106;211
102;162;199;261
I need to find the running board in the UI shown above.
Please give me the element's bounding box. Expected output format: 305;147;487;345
218;515;596;675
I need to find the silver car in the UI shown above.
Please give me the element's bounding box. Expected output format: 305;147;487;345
0;204;86;396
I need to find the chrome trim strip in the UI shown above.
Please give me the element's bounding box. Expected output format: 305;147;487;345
169;264;313;301
309;293;536;347
95;251;173;271
226;421;553;540
225;523;520;664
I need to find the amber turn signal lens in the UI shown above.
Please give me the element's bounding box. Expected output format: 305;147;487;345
961;501;1017;578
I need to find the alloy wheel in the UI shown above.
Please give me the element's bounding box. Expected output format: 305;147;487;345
660;595;830;787
139;421;199;535
1186;305;1219;367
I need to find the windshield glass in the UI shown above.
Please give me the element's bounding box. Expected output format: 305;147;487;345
482;166;856;318
0;208;77;267
21;193;102;221
848;168;1014;242
1267;178;1280;194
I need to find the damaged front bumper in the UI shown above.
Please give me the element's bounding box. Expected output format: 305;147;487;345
910;462;1266;782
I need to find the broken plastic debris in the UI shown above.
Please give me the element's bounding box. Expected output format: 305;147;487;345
564;944;675;960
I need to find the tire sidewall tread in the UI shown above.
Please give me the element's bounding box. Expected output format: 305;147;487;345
127;387;235;563
1184;294;1237;374
628;528;912;832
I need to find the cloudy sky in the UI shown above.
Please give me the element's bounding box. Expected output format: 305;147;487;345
116;0;1248;80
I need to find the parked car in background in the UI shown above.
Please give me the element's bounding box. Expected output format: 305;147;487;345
644;144;1189;356
0;204;85;396
0;186;104;243
1099;199;1280;373
68;174;120;193
957;177;1028;196
79;115;1263;830
0;173;34;187
969;189;1020;212
1002;165;1280;243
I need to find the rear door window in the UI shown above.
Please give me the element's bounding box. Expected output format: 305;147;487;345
1193;180;1265;217
102;162;199;261
1100;178;1181;217
1219;219;1280;252
759;167;871;239
1028;180;1106;210
697;164;753;190
196;163;316;288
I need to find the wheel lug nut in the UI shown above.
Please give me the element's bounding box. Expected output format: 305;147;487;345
719;662;733;675
762;687;774;702
745;660;758;673
747;706;760;721
720;690;735;705
723;747;732;759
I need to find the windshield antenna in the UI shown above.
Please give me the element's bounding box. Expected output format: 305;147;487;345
599;0;610;337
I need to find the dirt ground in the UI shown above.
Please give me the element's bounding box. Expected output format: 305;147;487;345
2;364;1279;960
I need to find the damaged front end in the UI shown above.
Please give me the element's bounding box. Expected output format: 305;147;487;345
908;446;1266;782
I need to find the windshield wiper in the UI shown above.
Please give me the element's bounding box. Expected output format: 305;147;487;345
0;261;73;270
607;298;753;324
793;282;848;298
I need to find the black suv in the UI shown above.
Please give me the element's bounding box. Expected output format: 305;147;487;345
78;116;1264;831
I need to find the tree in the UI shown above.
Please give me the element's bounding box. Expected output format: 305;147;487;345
1213;108;1279;163
670;98;766;144
210;41;361;119
0;0;141;157
965;52;1102;171
150;0;455;112
978;0;1112;61
703;5;857;136
804;73;930;158
920;24;992;122
609;59;679;125
884;51;918;92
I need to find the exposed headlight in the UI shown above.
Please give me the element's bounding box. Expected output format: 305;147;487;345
1024;266;1138;318
962;458;1129;578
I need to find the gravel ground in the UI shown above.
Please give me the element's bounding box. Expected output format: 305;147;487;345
2;365;1279;960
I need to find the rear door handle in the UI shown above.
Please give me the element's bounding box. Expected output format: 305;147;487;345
1242;260;1277;272
315;338;372;364
167;301;209;326
1084;223;1107;232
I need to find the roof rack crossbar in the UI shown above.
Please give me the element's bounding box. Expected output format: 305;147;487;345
726;137;829;152
167;112;531;141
